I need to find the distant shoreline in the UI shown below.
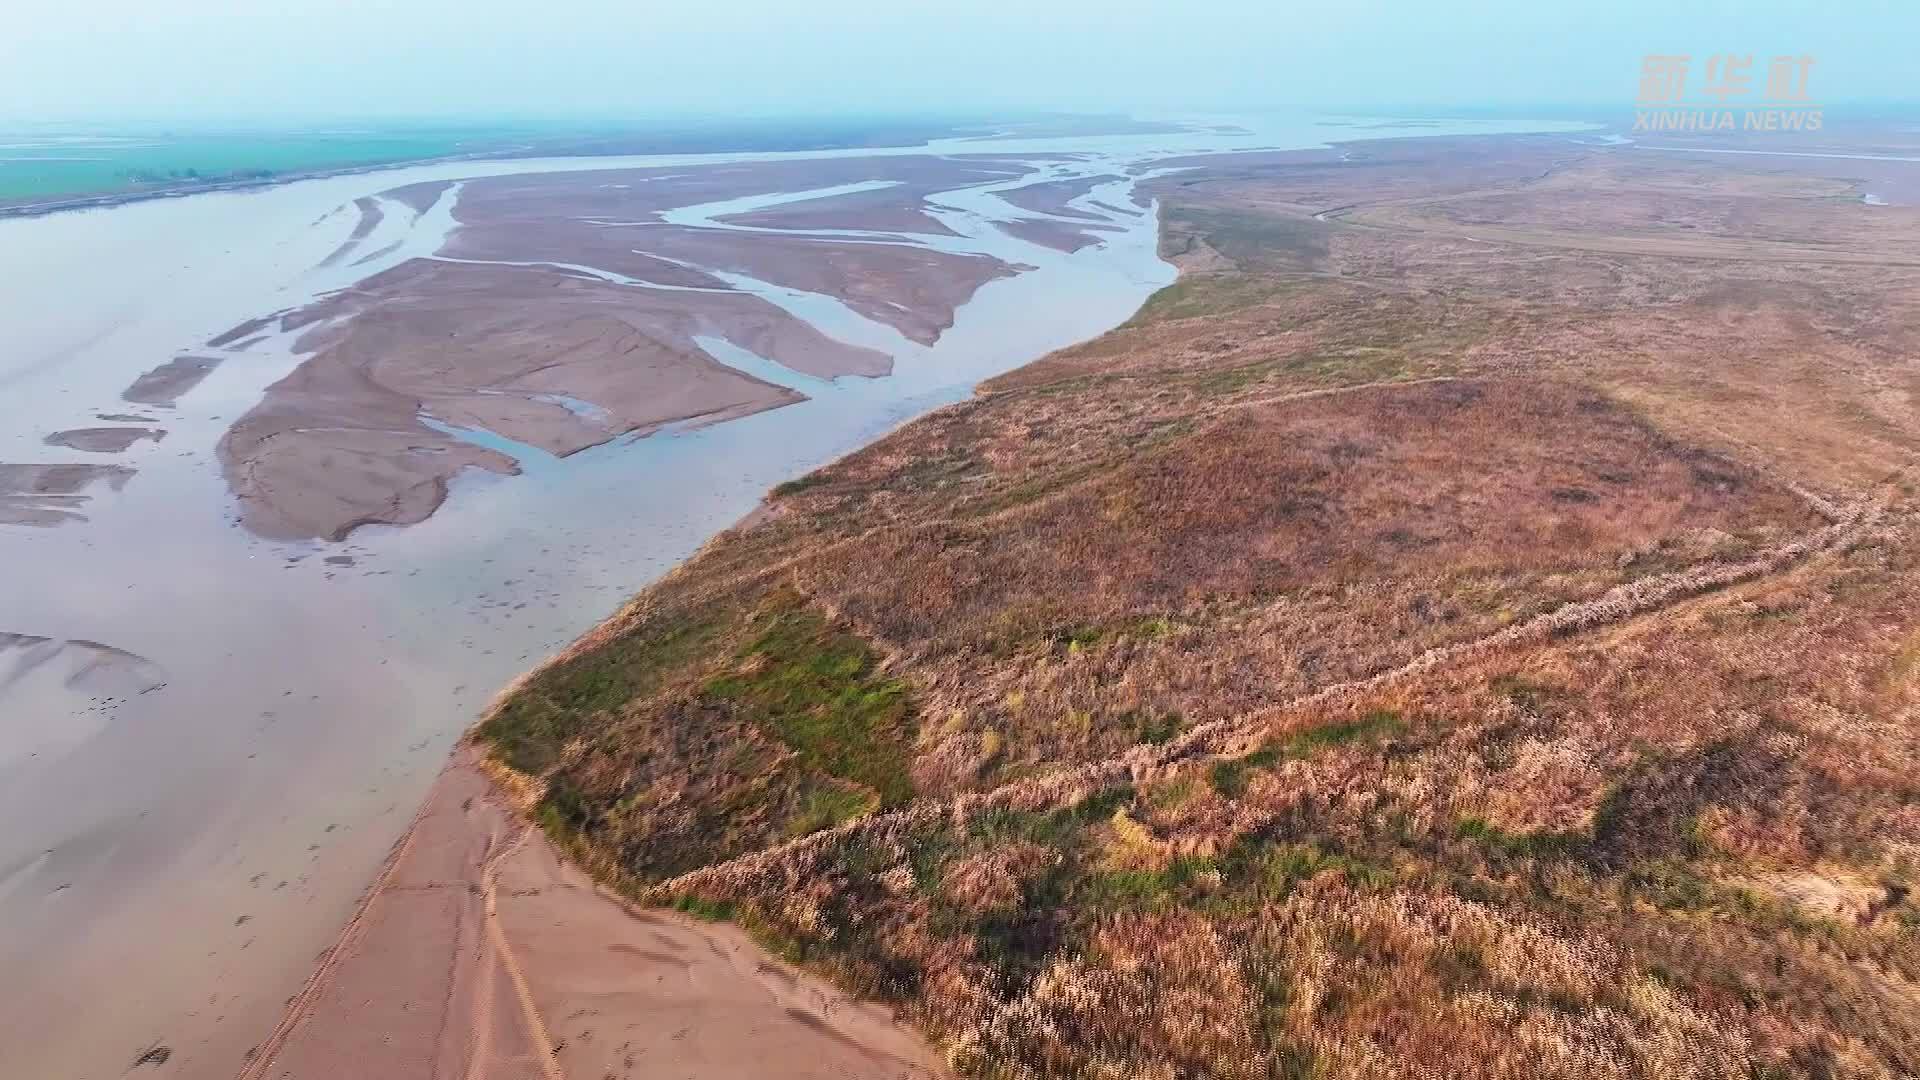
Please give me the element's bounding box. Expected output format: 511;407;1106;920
0;114;1193;221
0;151;496;220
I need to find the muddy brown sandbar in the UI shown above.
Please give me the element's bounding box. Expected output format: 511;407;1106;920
121;355;223;406
215;155;1049;541
716;159;1027;237
380;179;453;215
993;216;1106;253
43;427;165;453
0;462;134;527
217;257;892;541
317;197;386;267
993;174;1122;221
441;156;1031;321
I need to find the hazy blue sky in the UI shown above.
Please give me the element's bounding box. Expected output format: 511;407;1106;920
3;0;1912;124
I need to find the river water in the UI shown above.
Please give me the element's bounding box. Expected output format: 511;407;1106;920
0;111;1587;1078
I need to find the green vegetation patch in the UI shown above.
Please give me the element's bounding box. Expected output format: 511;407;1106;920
1224;838;1396;901
1192;346;1419;396
1131;709;1185;745
786;783;880;837
480;608;727;774
702;592;918;807
1210;710;1406;796
1130;274;1294;323
771;472;832;497
1078;853;1221;911
1455;816;1580;858
1049;614;1180;655
1167;206;1333;271
969;787;1136;850
0;129;488;202
1209;747;1282;797
1279;709;1406;758
1490;673;1560;710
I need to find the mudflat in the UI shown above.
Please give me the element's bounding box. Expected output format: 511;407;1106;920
317;197;386;267
120;355;223;406
209;153;1061;542
993;216;1107;253
43;426;165;452
245;751;950;1080
215;257;866;540
991;173;1119;220
0;462;133;526
442;159;1027;341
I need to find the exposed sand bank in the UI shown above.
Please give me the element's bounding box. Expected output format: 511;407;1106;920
993;174;1120;220
121;355;224;405
719;181;966;235
245;751;950;1080
214;254;901;540
993;216;1104;253
382;180;456;214
44;426;165;452
0;462;133;526
0;633;167;771
442;158;1026;342
712;159;1028;236
0;633;167;698
211;154;1043;542
621;225;1017;346
317;197;386;268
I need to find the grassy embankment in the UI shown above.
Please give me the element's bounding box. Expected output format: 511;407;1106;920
476;136;1920;1079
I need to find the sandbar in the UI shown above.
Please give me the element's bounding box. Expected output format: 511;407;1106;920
716;159;1027;236
0;462;133;527
209;318;275;348
624;224;1016;345
212;154;1048;541
216;258;888;541
0;633;167;698
993;175;1120;221
317;197;386;268
442;157;1028;339
993;217;1105;253
122;355;223;405
381;179;454;215
43;426;165;452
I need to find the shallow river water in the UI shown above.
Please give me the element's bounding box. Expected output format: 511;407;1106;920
0;111;1587;1078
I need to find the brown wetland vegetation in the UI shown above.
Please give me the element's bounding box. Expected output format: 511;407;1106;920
478;133;1920;1079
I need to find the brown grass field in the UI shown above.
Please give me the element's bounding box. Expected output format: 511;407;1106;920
476;132;1920;1079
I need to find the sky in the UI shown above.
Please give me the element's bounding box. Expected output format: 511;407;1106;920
2;0;1913;125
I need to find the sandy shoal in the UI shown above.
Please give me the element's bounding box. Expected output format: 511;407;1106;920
43;426;165;452
215;256;890;541
442;158;1028;346
0;462;133;527
121;355;223;407
245;751;950;1080
317;197;387;268
992;217;1104;254
991;175;1120;221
